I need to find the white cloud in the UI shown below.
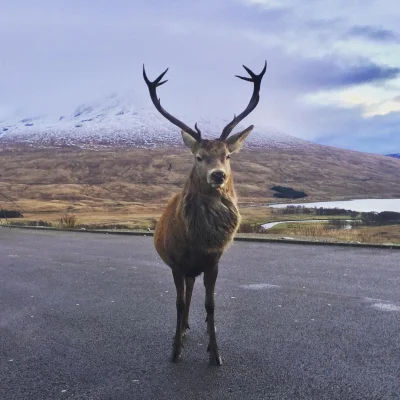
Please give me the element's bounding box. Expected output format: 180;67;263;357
303;83;400;118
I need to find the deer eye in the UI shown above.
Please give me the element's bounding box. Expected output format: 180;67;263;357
196;156;203;162
226;154;231;159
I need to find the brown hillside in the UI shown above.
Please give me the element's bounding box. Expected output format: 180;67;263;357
1;144;399;226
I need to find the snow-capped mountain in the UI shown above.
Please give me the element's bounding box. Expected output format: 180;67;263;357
387;153;400;159
0;93;312;149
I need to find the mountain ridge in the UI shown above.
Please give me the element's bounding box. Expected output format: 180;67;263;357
0;93;312;149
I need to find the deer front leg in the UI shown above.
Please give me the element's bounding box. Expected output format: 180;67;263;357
171;271;185;363
182;277;195;337
204;266;222;366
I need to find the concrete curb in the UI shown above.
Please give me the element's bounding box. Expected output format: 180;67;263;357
234;235;400;249
2;225;152;236
3;224;400;250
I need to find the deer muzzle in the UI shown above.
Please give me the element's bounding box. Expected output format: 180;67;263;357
208;170;227;188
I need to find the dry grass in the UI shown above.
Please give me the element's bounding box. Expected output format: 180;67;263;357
0;199;163;230
267;222;400;244
239;206;273;224
58;213;78;229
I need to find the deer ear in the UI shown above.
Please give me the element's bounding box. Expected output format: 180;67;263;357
181;130;199;153
226;125;253;153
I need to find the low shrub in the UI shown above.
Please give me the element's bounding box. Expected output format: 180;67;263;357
238;222;266;234
59;213;78;229
148;218;158;230
0;209;23;218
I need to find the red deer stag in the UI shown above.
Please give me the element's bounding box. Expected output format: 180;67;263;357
143;62;267;366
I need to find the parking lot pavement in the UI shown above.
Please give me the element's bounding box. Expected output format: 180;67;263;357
1;228;399;399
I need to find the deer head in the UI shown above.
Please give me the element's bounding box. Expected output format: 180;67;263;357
143;62;267;189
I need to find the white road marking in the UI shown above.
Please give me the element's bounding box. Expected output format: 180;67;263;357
240;283;280;290
371;303;400;312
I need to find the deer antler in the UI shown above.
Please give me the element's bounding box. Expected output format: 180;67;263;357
220;61;267;140
143;65;201;141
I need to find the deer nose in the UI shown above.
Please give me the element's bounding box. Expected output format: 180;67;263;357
211;170;226;184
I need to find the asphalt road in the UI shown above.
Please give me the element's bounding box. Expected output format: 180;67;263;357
1;228;399;400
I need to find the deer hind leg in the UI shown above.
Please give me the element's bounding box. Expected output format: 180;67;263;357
182;277;195;337
171;270;185;363
204;266;223;366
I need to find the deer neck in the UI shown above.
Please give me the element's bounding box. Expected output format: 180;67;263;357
180;166;240;251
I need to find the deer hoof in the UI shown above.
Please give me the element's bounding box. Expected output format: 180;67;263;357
209;353;223;366
171;349;182;363
182;323;190;337
208;348;223;366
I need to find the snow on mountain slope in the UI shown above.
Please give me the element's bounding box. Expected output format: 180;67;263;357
0;94;312;149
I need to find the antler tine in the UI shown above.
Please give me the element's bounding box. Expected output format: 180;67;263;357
195;122;201;135
143;65;201;141
220;61;267;140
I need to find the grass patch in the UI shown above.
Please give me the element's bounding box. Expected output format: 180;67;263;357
2;220;53;227
268;222;400;244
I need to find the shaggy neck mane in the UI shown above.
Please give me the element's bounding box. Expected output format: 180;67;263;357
179;165;240;251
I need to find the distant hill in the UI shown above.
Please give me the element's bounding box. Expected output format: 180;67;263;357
387;153;400;159
1;144;400;207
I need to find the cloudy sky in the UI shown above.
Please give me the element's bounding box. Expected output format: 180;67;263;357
1;0;400;154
